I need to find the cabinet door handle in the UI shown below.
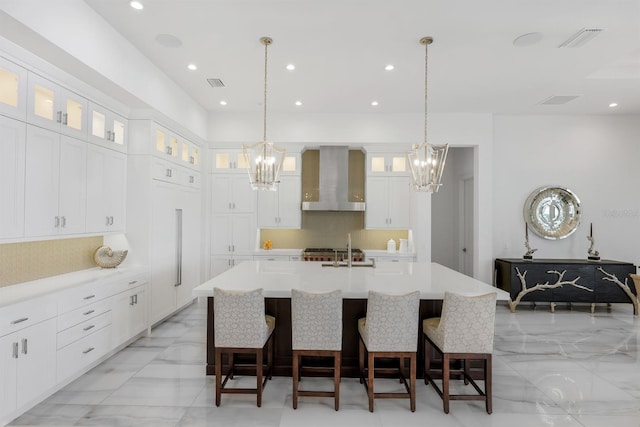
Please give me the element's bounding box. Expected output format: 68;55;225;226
83;294;96;300
166;146;172;155
189;176;194;184
83;309;95;316
189;156;194;164
55;216;60;228
62;112;68;125
12;342;18;359
128;280;138;285
56;111;62;123
10;317;29;325
130;295;135;306
110;216;114;225
231;245;235;252
106;130;111;141
82;347;95;354
166;168;172;178
21;338;27;355
133;294;138;304
106;216;111;226
111;131;116;142
61;216;66;227
83;325;95;332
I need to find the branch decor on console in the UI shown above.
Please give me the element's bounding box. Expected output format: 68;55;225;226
509;268;592;312
598;267;639;315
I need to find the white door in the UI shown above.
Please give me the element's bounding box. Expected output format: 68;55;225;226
16;318;57;408
150;182;178;324
231;214;256;254
24;125;60;236
176;189;201;308
86;144;108;232
0;115;26;239
459;176;474;277
0;332;18;416
257;187;278;228
211;175;232;213
365;176;389;229
231;175;256;213
211;214;232;255
58;136;87;235
277;176;301;228
387;177;412;229
104;150;127;231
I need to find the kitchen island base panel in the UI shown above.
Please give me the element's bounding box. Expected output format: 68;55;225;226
206;297;443;378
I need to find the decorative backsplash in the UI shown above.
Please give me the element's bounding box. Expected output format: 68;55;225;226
0;236;103;287
260;211;408;250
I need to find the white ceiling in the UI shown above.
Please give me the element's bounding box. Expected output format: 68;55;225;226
83;0;640;115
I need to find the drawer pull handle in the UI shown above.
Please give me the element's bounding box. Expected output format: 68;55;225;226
10;317;29;325
83;310;95;316
83;325;95;331
83;295;96;300
128;280;138;285
83;347;95;354
21;338;27;355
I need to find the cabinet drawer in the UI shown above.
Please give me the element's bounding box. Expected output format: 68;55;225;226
107;272;149;296
0;294;57;337
57;298;111;331
57;310;112;349
57;282;110;314
57;324;111;382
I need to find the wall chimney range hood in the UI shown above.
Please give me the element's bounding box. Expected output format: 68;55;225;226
301;146;365;212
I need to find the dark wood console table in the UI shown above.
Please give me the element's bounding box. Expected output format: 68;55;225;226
494;258;638;314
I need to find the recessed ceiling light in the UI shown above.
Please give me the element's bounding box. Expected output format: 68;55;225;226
385;64;394;71
130;1;144;10
219;100;227;106
286;64;295;71
609;102;618;108
187;63;197;71
295;101;302;106
371;101;379;106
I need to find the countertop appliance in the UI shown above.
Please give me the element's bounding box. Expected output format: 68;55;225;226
302;247;364;262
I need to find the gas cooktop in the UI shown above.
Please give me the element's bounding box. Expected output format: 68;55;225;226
302;247;364;262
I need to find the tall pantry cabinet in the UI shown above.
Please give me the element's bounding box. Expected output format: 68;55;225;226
127;120;203;325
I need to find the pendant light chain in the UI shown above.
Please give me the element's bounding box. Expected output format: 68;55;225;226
261;37;272;142
423;38;429;145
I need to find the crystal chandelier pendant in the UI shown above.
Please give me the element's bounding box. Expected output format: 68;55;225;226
243;36;285;191
407;37;449;193
242;140;285;191
407;142;449;192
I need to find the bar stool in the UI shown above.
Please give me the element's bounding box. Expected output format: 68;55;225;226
213;287;275;407
423;291;497;414
291;289;343;410
358;290;420;412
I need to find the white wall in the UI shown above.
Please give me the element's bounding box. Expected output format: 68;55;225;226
493;115;640;268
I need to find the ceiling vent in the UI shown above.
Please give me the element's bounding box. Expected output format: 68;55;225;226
558;28;604;48
539;95;580;105
207;78;226;88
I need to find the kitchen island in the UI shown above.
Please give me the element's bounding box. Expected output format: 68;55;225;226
193;261;508;377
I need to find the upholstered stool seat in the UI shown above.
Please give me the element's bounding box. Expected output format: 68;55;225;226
213;287;275;407
358;290;420;412
291;289;343;410
423;291;497;414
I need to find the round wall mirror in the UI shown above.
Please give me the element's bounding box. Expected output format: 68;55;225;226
523;186;581;240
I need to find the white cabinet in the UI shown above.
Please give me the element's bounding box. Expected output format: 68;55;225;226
111;283;147;348
212;174;256;213
86;144;127;233
210;255;253;278
0;318;56;420
257;176;301;228
211;148;249;173
88;102;127;152
0;57;27;120
151;124;200;169
211;214;255;256
367;152;409;176
366;176;412;229
149;181;201;324
0;115;26;239
27;73;87;139
24;125;86;237
280;152;301;176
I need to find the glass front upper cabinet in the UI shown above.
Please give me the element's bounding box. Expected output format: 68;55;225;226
0;58;27;119
367;153;408;175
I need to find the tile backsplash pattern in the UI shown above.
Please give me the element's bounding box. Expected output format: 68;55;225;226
0;237;103;287
260;211;408;250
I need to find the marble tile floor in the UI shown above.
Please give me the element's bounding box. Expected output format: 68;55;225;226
8;299;640;427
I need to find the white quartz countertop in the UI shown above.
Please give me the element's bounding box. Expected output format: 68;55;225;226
0;266;148;308
193;261;508;300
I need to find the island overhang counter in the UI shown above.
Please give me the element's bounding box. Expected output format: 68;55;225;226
193;261;508;377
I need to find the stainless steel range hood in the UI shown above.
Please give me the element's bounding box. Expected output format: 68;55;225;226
301;146;365;211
